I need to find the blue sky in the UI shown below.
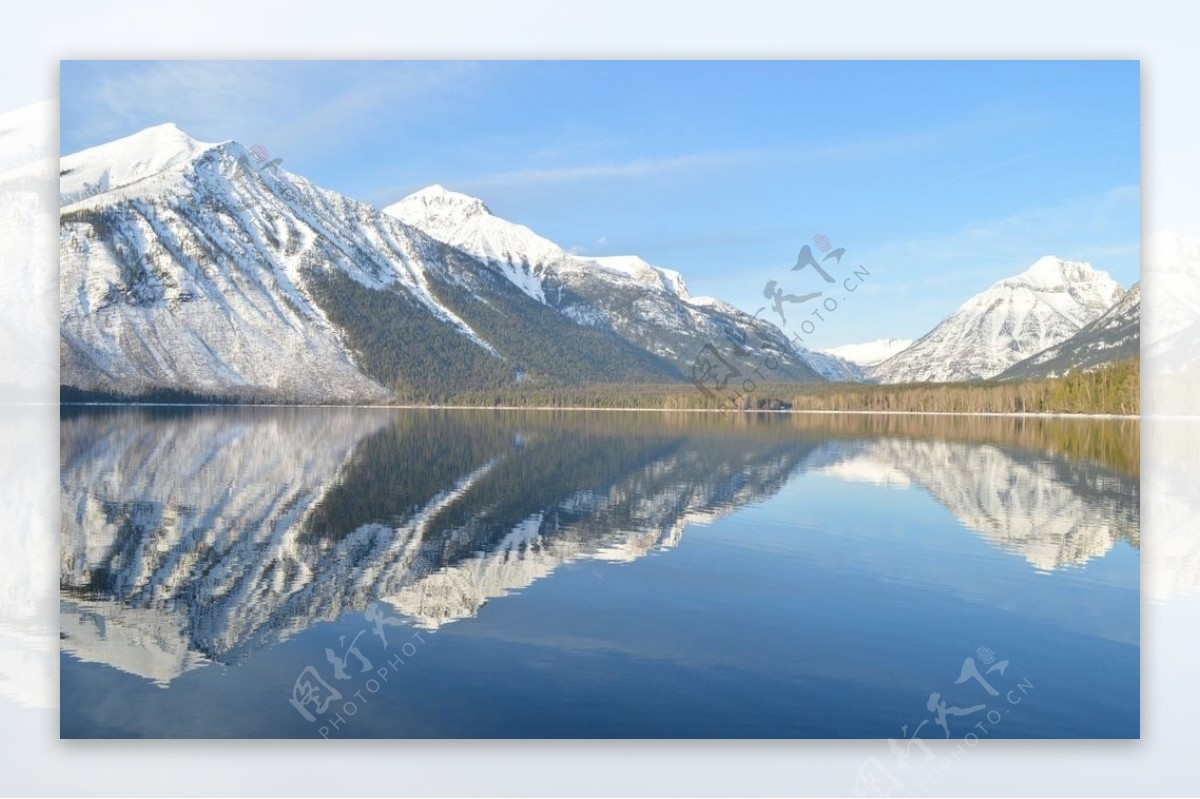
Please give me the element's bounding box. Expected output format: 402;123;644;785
60;60;1140;349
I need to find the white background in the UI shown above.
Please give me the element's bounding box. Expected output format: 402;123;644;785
0;1;1196;795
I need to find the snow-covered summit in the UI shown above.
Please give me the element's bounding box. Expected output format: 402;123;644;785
384;184;567;302
1000;255;1117;296
387;183;492;222
60;122;219;206
59;123;828;400
385;186;695;301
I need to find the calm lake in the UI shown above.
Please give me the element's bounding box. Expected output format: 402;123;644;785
59;408;1139;738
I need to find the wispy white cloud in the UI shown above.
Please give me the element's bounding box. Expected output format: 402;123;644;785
687;186;1141;344
66;61;286;144
62;61;485;159
440;122;995;196
862;185;1141;295
451;149;761;191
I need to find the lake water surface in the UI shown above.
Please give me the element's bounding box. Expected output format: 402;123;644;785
59;408;1139;738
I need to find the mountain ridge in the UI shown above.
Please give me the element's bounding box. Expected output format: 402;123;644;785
59;123;1138;400
384;183;826;382
59;125;828;402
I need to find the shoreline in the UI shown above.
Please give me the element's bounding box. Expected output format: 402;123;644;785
55;401;1141;420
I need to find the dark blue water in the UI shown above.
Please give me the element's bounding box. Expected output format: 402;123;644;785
59;408;1139;738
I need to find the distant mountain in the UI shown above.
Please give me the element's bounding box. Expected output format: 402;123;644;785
999;283;1139;380
867;257;1124;384
59;126;824;403
823;337;912;368
794;349;865;382
385;184;823;382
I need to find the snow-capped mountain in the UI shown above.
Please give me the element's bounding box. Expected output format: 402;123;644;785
385;184;823;381
999;283;1140;380
380;184;561;302
868;257;1124;384
823;337;913;368
59;126;722;402
60;126;825;402
62;125;385;402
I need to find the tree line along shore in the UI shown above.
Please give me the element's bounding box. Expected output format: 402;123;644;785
61;357;1139;416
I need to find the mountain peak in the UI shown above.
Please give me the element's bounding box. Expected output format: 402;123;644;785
1024;254;1070;276
389;184;491;219
137;120;198;141
60;122;217;206
70;122;211;162
1005;256;1110;292
868;256;1124;383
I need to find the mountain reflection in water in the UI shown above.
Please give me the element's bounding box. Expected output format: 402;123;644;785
59;408;1139;737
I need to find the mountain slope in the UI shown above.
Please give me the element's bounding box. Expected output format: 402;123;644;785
60;126;694;402
797;349;865;382
999;283;1140;380
385;185;824;383
867;256;1123;384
